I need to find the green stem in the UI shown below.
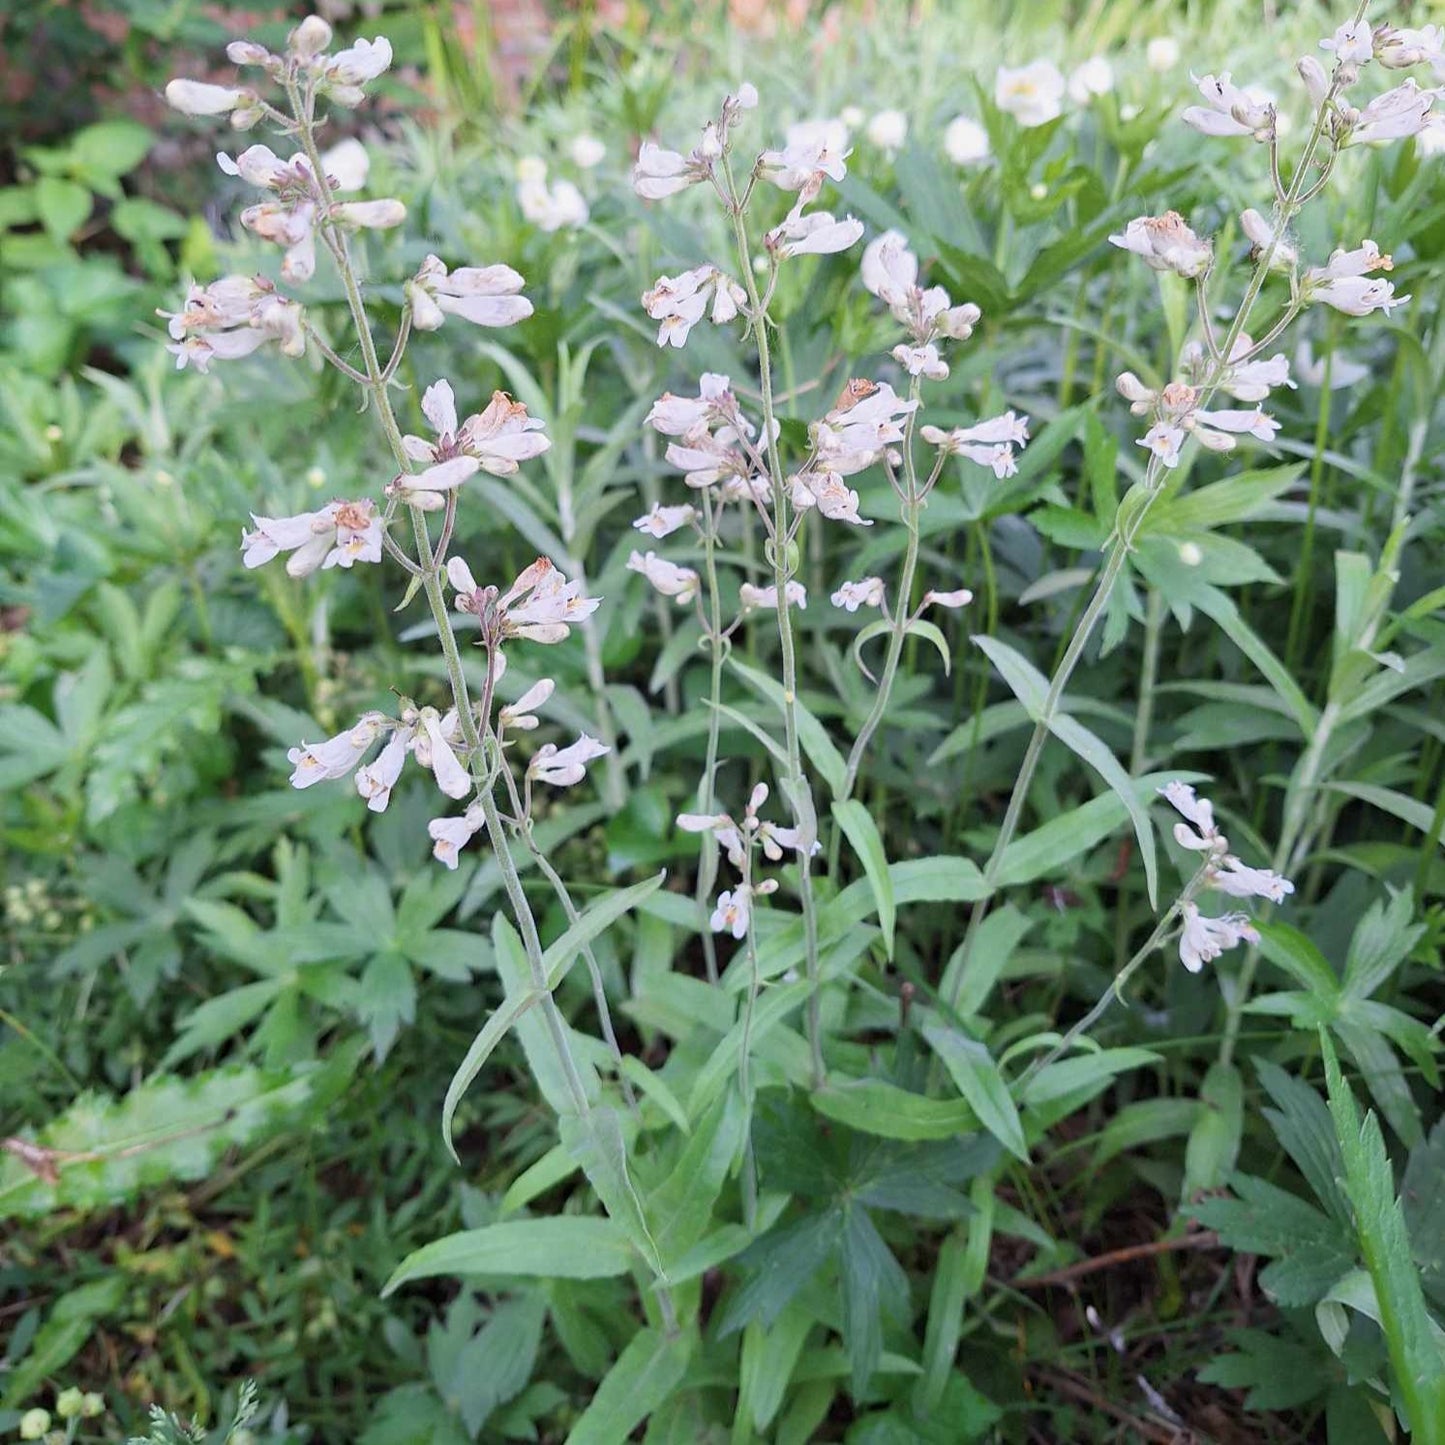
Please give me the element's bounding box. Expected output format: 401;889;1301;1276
695;489;727;984
721;153;824;1087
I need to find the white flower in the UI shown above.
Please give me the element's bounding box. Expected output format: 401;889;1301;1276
241;499;381;576
710;886;752;939
1209;856;1296;904
840;105;865;131
1346;80;1435;145
354;728;410;811
943;115;990;165
350;706;470;806
789;469;870;525
1192;406;1280;451
1182;72;1274;139
1178;902;1259;973
518;174;589;231
1304;241;1408;316
866;109;908;153
330;198;406;230
767;206;865;258
923;587;973;609
633;141;711;200
832;576;885;612
892;342;949;379
1298;56;1330;109
289;16;332;58
861;230;919;308
740;581;807;612
165;79;256;117
1181;335;1292;402
1375;25;1445;71
406;255;532;331
321;138;370;191
632;502;698;538
429;803;485;869
1146;38;1180;72
528;734;610;787
288;711;386;788
1294;339;1371;389
627;549;700;603
1320;20;1375;69
645;373;734;435
569;133;606;169
1110;212;1213;278
760;118;852;197
397;381;550;504
449;555;602;645
1239;208;1298;271
1141;422;1186;468
1068;56;1115;104
860;230;980;343
995;61;1066;128
499;679;554;731
642;266;747;348
677;810;746;868
920;411;1030;477
1159;780;1227;854
318;36;392;104
160;274;306;372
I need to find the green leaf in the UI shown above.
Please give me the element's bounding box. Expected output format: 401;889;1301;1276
839;1203;910;1398
922;1026;1028;1161
1343;890;1425;1000
2;1277;125;1408
1328;782;1445;852
730;660;846;794
646;1090;744;1270
1320;1031;1445;1442
811;1079;976;1141
565;1326;695;1445
739;1304;813;1433
1183;1062;1243;1198
542;872;665;990
381;1217;632;1295
832;800;896;956
561;1107;667;1280
1021;1048;1160;1110
943;905;1031;1020
1256;1059;1349;1230
441;987;546;1163
1254;921;1341;1001
35;176;91;241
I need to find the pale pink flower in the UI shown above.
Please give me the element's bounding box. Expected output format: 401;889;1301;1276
528;734;610;787
767;206;865;258
632;503;698;538
923;587;973;609
1346;80;1435;145
1178;903;1259;973
832;577;885;612
1182;72;1274;139
740;581;807;612
288;711;386;788
1320;20;1374;68
760;118;851;198
241;498;381;575
1159;780;1227;855
448;555;602;645
642;266;747;348
1209;857;1295;904
498;679;554;732
406;255;532;332
627;550;700;603
892;342;949;379
165;79;256;117
646;374;734;435
429;802;485;869
1109;212;1212;279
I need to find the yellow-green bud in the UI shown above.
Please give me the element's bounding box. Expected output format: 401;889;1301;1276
20;1409;51;1440
81;1394;105;1419
56;1388;84;1420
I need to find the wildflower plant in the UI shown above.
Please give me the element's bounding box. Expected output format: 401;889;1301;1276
139;2;1445;1434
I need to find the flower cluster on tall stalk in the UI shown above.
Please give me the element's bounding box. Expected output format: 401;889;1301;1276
632;88;1026;1085
163;14;675;1324
945;5;1435;1031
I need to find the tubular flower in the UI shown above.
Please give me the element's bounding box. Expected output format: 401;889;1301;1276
766;205;865;259
1303;241;1410;315
632;503;698;538
646;373;735;436
1208;856;1296;903
448;556;602;648
1343;80;1435;144
760;118;852;199
287;711;388;788
498;679;554;732
1181;334;1294;402
428;802;485;869
627;550;701;603
642;266;747;348
861;229;980;343
1109;212;1213;278
1239;207;1299;272
632;141;712;200
165;80;258;121
528;734;610;787
921;410;1030;478
1182;72;1275;140
1178;903;1259;973
1159;780;1228;855
831;576;886;612
161;274;305;372
353;706;470;811
406;255;533;331
739;581;807;612
241;499;381;575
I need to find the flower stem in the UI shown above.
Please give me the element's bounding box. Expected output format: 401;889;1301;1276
695;489;727;984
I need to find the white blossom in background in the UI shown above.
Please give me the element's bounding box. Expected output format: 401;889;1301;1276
866;108;908;155
995;61;1066;127
1068;56;1115;105
569;133;606;169
943;115;990;166
832;577;885;612
517;160;589;231
406;255;533;331
242;499;381;575
740;581;807;612
1146;37;1180;72
528;735;610;787
1294;339;1371;389
1182;72;1274;140
321;137;370;191
1303;241;1410;316
632;502;698;538
1109;211;1212;278
627;550;700;603
1416;114;1445;158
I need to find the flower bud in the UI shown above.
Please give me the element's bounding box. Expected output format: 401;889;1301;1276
20;1410;51;1441
227;41;272;66
1297;56;1329;109
81;1395;104;1419
56;1390;85;1421
290;15;333;58
164;79;254;116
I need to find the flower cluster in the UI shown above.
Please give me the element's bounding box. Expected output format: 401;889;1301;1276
1160;782;1295;972
161;274;304;372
